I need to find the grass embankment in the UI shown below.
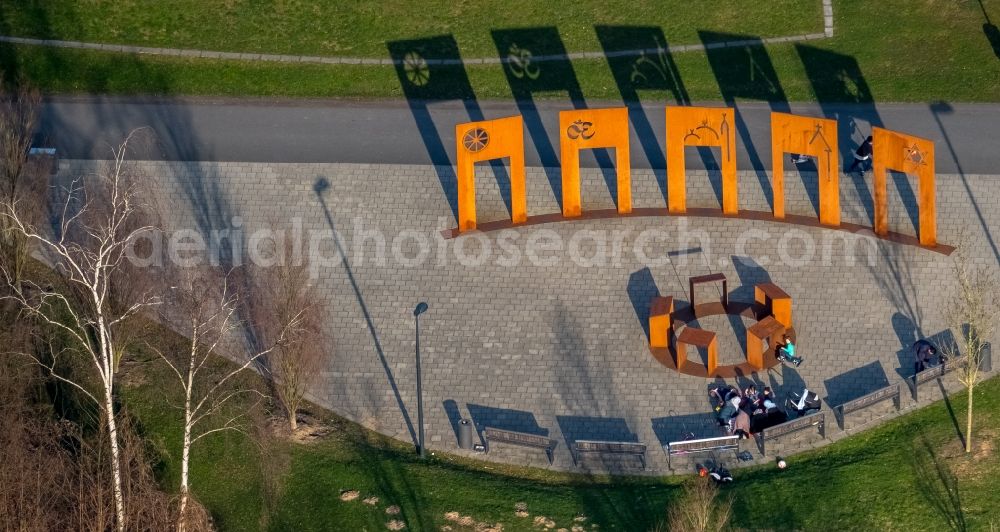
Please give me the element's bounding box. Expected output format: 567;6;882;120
0;0;998;102
124;341;1000;531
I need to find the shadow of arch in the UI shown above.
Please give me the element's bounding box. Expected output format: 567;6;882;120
387;35;511;220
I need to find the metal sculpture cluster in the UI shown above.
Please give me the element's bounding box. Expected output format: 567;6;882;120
454;107;940;248
648;273;794;378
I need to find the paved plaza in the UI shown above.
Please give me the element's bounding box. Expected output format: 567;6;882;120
57;150;998;474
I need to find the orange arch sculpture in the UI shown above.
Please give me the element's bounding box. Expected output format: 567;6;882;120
770;112;840;226
559;107;631;217
665;106;737;215
455;115;526;233
872;127;937;247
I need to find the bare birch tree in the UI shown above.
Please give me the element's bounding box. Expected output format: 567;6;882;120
0;132;157;532
945;245;999;453
241;240;328;432
154;267;306;532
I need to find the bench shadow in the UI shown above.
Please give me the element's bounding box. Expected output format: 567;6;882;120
467;403;550;443
823;360;890;407
651;411;720;446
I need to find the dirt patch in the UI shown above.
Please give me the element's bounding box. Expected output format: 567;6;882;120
941;429;998;480
267;413;335;443
339;490;360;502
386;519;406;530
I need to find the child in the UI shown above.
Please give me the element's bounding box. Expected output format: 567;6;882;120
776;334;803;367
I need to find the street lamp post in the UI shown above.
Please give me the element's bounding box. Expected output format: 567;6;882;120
413;302;429;458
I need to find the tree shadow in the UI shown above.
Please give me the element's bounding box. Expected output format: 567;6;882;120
867;239;927;357
909;431;967;532
699;31;790;212
595;25;691;204
491;27;617;209
387;36;511;221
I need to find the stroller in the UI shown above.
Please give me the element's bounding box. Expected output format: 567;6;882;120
785;388;821;416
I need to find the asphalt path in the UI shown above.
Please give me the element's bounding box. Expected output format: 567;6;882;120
36;97;998;174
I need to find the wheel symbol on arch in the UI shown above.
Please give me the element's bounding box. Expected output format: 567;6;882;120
462;128;490;152
404;51;430;86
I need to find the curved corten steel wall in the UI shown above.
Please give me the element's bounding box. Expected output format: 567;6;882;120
455;115;526;232
770;112;839;226
559;107;631;217
872;127;936;247
665;106;738;215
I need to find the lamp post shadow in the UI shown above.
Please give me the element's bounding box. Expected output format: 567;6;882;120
312;176;417;448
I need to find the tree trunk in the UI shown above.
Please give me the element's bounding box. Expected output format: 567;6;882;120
966;384;974;453
178;427;191;532
289;408;297;432
179;355;195;532
104;387;126;532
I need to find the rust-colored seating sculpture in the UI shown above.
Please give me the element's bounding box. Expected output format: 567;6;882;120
754;282;792;328
747;316;785;370
649;296;674;349
689;273;728;310
676;327;719;375
647;274;795;378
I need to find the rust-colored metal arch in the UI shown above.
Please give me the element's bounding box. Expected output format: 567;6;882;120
455;115;526;233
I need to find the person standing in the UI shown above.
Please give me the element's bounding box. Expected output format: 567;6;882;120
848;135;874;175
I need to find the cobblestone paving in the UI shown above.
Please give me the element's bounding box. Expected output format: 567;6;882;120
60;159;999;473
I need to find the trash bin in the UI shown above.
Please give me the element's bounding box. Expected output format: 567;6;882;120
458;419;473;450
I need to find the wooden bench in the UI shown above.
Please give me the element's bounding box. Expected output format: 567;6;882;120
665;435;740;469
908;355;967;401
757;411;825;456
676;326;718;374
754;282;792;327
689;273;728;308
747;316;785;369
572;440;647;469
835;384;901;429
483;427;557;463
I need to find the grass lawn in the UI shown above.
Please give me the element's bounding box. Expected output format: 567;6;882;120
0;1;999;102
122;338;1000;531
0;1;820;58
